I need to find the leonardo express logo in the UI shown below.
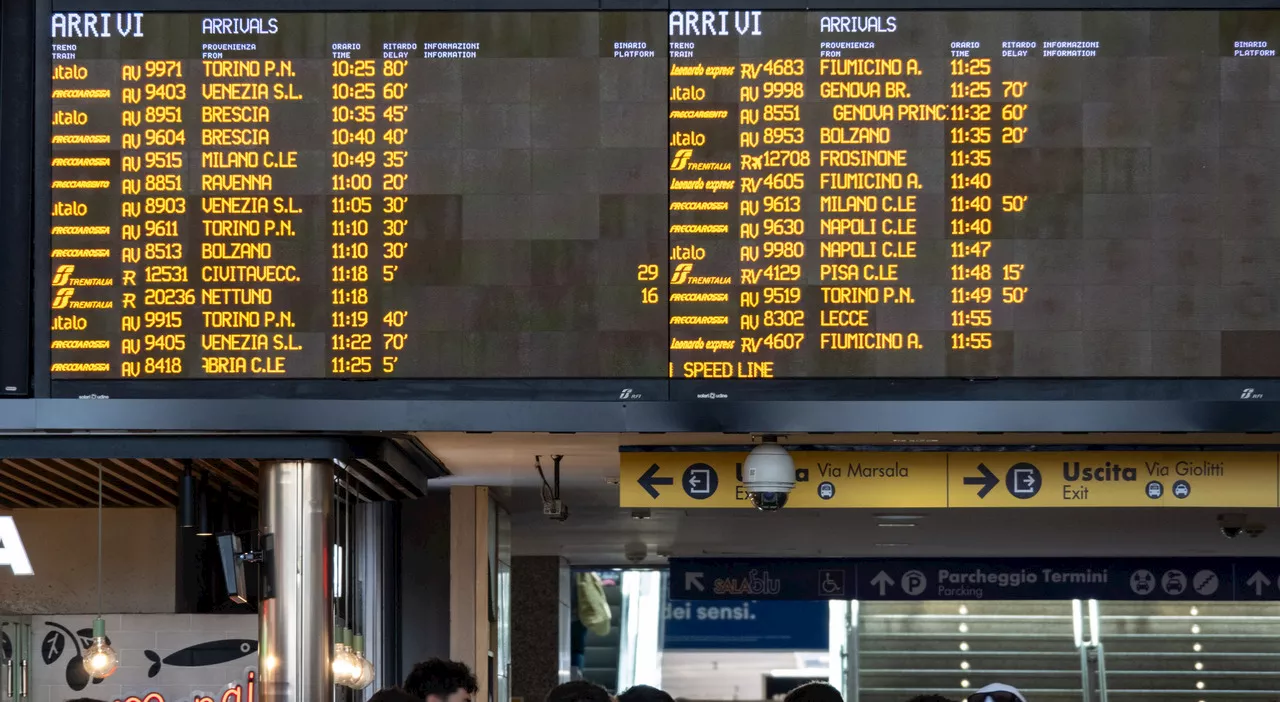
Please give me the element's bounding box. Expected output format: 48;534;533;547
670;149;731;172
670;263;731;286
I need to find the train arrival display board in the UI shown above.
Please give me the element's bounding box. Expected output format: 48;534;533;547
43;9;1280;383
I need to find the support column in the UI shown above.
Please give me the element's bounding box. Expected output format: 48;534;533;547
450;486;491;702
510;556;571;702
259;460;334;702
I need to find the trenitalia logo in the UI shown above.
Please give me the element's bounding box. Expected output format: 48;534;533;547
671;263;694;284
52;288;74;309
50;264;112;287
52;264;74;286
670;149;731;172
669;263;731;286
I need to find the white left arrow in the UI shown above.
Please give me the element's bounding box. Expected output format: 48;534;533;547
685;572;705;592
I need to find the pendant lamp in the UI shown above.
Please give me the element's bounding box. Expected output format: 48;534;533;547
83;462;119;679
331;473;359;687
349;478;375;690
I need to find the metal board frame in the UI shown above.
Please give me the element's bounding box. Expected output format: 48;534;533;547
22;0;1280;431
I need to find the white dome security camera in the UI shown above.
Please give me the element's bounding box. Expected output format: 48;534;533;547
742;442;795;512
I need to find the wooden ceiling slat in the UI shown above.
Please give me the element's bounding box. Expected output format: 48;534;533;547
87;459;169;506
0;467;60;508
0;479;44;507
190;458;259;498
134;458;182;496
4;459;109;506
223;458;263;486
107;458;179;500
47;458;150;506
344;462;394;501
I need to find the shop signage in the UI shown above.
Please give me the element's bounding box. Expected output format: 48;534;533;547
101;674;254;702
0;515;33;575
664;599;829;650
620;451;1280;509
669;557;1280;602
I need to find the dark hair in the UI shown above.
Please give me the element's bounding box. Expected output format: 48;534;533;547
619;685;675;702
370;688;425;702
546;680;613;702
907;697;959;702
403;658;479;700
784;682;844;702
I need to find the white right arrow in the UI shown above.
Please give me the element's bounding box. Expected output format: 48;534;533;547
1247;570;1273;596
685;572;705;592
870;571;895;596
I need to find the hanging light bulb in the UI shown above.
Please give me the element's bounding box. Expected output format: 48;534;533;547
351;634;375;689
332;628;358;687
85;464;118;679
83;617;119;678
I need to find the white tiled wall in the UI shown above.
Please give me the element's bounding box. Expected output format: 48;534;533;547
30;614;256;702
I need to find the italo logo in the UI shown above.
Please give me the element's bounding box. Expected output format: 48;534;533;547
670;149;731;172
52;264;75;286
0;516;33;576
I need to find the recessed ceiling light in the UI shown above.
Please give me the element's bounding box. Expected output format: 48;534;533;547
874;543;910;548
875;514;925;521
877;522;917;528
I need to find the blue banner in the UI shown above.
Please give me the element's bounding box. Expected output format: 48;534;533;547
670;558;1280;602
663;599;829;650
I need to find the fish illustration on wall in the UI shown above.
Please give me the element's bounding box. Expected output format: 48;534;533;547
144;639;258;678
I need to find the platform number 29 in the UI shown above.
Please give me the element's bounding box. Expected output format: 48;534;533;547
637;265;660;304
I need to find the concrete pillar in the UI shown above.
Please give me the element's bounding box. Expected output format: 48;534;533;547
450;486;491;702
511;556;571;702
259;460;334;702
450;489;488;702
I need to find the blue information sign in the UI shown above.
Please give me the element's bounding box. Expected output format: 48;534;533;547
670;558;1280;602
663;599;830;651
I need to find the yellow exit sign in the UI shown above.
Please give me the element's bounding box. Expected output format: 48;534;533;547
619;451;1280;509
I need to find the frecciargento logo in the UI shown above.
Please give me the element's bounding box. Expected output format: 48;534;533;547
670;149;731;172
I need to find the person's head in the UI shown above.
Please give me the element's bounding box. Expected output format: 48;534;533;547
783;682;844;702
966;684;1027;702
547;680;613;702
908;696;959;702
619;685;674;702
370;689;424;702
403;658;478;702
